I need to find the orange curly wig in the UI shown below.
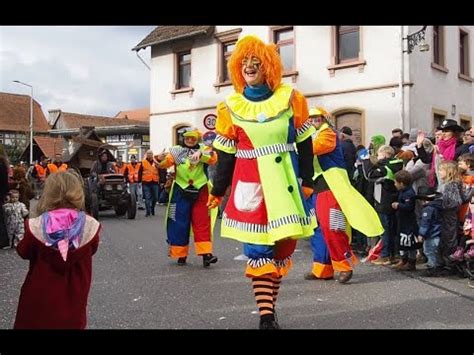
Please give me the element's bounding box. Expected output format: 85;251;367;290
227;35;283;93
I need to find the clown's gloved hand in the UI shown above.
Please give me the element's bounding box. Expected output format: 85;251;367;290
357;148;370;161
302;186;314;200
207;194;223;209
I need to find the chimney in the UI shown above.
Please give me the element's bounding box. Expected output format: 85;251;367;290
48;109;62;126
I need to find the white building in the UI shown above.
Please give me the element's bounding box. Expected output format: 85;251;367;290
133;26;474;152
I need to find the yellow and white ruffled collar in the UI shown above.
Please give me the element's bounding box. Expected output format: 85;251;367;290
225;84;293;122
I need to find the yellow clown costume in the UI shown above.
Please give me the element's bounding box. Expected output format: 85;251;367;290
209;35;316;329
158;128;219;267
307;108;384;282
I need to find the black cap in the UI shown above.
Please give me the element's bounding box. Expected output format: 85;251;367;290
416;186;442;200
340;126;353;136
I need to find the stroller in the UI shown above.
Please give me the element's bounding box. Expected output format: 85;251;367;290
457;239;474;287
448;215;474;287
452;247;474;288
448;194;474;288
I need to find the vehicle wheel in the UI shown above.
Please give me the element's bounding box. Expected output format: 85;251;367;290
127;191;137;219
115;205;127;216
90;193;99;220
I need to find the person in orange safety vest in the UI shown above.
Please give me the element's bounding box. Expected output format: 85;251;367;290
46;154;68;176
138;150;160;217
32;156;48;199
113;156;127;175
126;155;144;210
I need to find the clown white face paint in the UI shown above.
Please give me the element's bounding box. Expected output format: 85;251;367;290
242;56;264;87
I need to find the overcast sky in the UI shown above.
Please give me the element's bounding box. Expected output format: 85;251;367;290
0;26;154;117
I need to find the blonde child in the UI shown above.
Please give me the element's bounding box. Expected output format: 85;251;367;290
14;171;101;329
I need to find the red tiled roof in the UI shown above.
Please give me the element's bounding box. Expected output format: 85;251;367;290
115;108;149;123
133;26;214;51
34;136;64;158
57;111;148;130
0;92;51;133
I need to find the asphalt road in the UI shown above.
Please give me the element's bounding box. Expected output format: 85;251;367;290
1;204;473;329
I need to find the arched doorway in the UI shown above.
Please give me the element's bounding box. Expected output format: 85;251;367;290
332;108;364;146
173;124;192;146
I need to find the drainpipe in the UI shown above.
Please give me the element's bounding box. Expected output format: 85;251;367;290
399;25;405;132
136;51;150;70
404;37;411;132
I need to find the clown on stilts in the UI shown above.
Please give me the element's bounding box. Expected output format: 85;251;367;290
305;107;384;283
156;128;219;267
207;35;317;329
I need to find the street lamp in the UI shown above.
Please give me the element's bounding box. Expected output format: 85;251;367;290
12;80;34;164
399;26;429;132
403;26;429;54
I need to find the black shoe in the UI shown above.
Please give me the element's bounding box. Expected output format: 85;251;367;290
259;320;281;329
338;271;353;284
438;267;456;277
259;314;281;330
416;253;428;265
177;257;187;265
203;254;218;267
420;267;441;277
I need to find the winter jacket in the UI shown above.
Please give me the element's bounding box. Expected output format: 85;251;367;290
341;139;357;180
362;157;404;214
454;142;472;161
418;198;443;239
396;186;418;234
353;163;375;206
440;181;464;257
14;215;100;329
